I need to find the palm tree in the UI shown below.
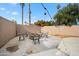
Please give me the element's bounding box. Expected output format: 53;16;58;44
28;3;31;25
20;3;25;24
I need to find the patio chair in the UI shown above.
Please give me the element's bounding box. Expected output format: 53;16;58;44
40;32;48;38
29;32;41;44
18;33;25;41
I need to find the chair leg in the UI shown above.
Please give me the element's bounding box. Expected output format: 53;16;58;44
38;39;40;44
22;35;25;40
19;35;21;41
19;34;25;41
33;39;36;44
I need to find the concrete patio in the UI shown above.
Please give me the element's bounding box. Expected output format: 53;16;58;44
0;34;79;56
0;35;61;56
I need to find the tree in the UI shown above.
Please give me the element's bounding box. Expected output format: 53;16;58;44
54;3;79;26
20;3;25;24
34;20;54;26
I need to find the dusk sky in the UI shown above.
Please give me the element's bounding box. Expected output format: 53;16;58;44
0;3;67;24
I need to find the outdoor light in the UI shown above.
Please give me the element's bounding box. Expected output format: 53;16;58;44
44;13;46;15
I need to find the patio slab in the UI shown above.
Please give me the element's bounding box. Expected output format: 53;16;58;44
0;35;61;56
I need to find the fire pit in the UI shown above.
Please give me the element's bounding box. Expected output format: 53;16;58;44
6;45;19;52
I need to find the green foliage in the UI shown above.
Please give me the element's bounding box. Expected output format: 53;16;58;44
34;20;54;26
54;3;79;26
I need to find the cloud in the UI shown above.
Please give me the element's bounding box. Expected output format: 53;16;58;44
26;16;36;19
25;16;37;24
10;3;17;5
11;11;18;15
32;16;36;19
6;11;10;14
0;8;6;11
